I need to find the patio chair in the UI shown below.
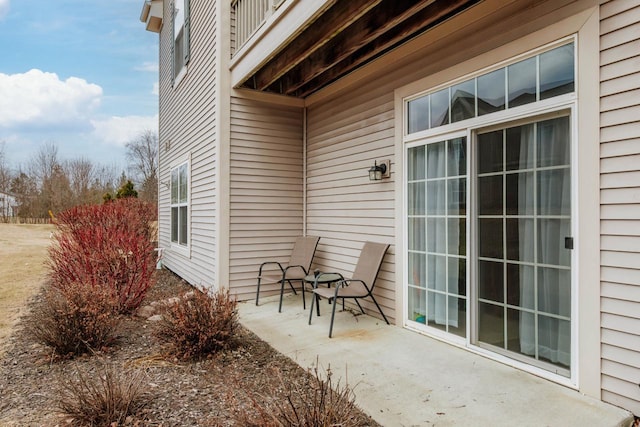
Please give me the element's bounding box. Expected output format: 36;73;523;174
255;235;320;312
308;241;390;337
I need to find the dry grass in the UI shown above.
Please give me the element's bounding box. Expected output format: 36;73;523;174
0;223;54;355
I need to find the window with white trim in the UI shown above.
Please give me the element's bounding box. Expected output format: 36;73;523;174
170;162;189;246
405;40;576;379
172;0;190;81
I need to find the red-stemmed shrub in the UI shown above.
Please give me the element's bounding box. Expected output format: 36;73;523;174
48;198;157;314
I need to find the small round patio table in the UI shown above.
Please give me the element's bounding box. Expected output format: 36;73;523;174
304;272;344;316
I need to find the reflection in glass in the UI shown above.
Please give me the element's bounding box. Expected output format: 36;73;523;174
448;178;466;216
537;117;570;167
448;138;467;176
478;130;503;173
408;146;425;180
540;44;574;100
427;141;446;178
478;68;505;115
506;124;534;170
451;79;475;123
478;218;503;259
478;175;503;216
430;88;450;128
508;57;536;107
179;206;188;245
479;302;505;347
479;260;504;302
408;95;430;134
171;207;178;242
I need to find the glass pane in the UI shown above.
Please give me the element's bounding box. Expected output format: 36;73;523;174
505;124;534;170
408;182;425;215
426;181;446;215
540;44;574;100
478;260;504;303
537;169;571;216
408;217;426;251
478;68;505;116
478;175;503;216
478;218;503;259
506;308;534;354
179;206;188;245
430;88;450;128
537;219;571;267
538;267;571;317
448;257;466;296
478;130;503;174
427;255;446;290
479;302;505;348
171;168;179;204
171;207;178;242
179;164;188;203
409;252;426;288
408;146;425;180
448;296;466;338
447;218;466;256
537;117;570;167
447;178;466;216
506;263;535;309
508;57;536;107
538;315;571;368
408;287;426;323
506;172;534;216
427;141;446;178
408;96;430;134
427;218;446;253
451;79;475;123
506;218;534;262
447;138;467;176
427;291;447;330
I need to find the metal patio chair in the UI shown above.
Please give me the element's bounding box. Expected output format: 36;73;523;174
308;241;390;337
255;235;320;312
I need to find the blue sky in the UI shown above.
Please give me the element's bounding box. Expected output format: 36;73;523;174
0;0;158;169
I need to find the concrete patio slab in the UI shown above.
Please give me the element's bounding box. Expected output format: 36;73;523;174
239;293;634;427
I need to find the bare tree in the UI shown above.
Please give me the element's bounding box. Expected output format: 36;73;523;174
29;141;59;187
66;157;95;206
126;130;158;203
0;142;14;221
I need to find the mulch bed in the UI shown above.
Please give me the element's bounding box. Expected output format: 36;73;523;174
0;269;380;426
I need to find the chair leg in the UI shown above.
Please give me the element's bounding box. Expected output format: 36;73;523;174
329;297;338;338
301;280;306;310
278;277;287;313
370;295;390;325
354;299;365;314
308;292;317;325
255;277;262;306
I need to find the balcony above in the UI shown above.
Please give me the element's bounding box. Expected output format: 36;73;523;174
140;0;163;33
233;0;481;99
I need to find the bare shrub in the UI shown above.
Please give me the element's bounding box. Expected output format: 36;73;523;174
155;287;239;360
29;283;120;357
55;362;149;426
48;198;157;313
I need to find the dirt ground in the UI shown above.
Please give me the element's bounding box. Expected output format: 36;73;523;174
0;223;54;354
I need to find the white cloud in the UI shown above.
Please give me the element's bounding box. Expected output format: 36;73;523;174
0;69;102;128
0;0;9;20
91;114;158;146
135;61;158;72
152;82;159;96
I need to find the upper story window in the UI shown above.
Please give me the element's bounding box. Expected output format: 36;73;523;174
173;0;190;83
407;42;574;134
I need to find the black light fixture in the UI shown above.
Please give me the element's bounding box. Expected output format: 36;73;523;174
368;159;390;181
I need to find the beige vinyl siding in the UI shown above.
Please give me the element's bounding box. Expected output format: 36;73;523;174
158;0;219;288
306;78;397;322
599;0;640;414
229;96;304;301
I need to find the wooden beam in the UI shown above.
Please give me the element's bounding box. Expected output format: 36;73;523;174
274;0;440;95
251;0;383;91
292;0;479;97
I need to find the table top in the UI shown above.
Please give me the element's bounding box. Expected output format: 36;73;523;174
304;272;343;284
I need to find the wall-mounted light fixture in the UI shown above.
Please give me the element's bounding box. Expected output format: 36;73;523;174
368;159;390;181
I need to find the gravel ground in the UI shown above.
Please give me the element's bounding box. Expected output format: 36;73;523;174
0;270;380;426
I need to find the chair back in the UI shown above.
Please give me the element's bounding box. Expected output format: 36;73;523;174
286;235;320;278
351;242;389;293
